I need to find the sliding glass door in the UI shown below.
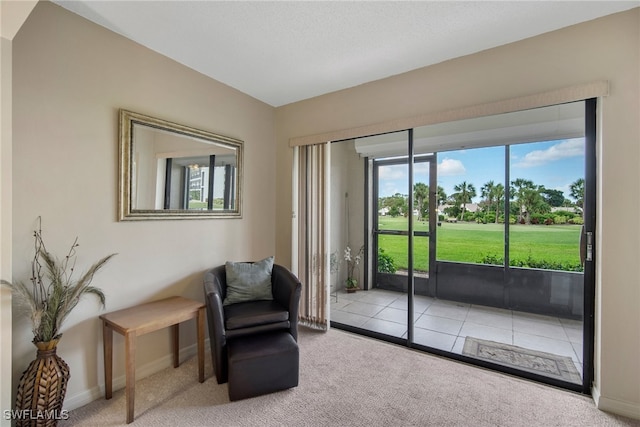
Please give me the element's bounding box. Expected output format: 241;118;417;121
329;99;595;393
370;153;436;342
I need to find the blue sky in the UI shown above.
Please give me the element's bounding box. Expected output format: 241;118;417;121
378;138;585;203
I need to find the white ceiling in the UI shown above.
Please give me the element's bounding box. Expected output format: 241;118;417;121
53;1;638;107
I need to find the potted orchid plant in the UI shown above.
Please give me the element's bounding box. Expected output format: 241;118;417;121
344;245;364;292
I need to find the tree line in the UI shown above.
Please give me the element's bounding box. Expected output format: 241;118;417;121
379;178;585;225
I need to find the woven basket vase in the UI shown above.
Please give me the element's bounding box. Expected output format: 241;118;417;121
15;340;70;427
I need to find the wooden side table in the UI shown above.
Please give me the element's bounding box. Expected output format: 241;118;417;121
100;296;205;424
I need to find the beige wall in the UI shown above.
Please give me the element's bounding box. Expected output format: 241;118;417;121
1;36;14;427
11;1;276;409
1;2;38;424
276;8;640;418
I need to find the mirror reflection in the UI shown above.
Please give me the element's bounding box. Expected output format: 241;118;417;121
119;110;243;220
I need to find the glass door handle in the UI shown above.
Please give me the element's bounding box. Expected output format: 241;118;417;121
586;231;593;262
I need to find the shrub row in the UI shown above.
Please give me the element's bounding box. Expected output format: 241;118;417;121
478;254;583;272
467;212;583;225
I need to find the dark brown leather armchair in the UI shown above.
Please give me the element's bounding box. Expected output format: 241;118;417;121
203;263;302;384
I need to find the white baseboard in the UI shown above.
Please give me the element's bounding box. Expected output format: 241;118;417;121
592;384;640;420
63;339;209;411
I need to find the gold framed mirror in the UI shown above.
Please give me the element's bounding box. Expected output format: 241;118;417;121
118;109;243;220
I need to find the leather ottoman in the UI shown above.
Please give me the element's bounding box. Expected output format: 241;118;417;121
227;331;299;401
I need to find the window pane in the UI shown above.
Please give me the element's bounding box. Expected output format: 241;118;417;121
413;236;429;273
436;146;505;264
188;167;208;210
378;234;408;271
509;139;584;271
377;164;409;228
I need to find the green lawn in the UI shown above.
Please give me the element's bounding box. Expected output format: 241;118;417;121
188;201;208;209
188;200;224;210
377;216;582;271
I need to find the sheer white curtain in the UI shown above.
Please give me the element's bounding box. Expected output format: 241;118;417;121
292;143;330;330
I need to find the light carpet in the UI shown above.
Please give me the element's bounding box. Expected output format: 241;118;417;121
462;337;582;383
64;328;638;426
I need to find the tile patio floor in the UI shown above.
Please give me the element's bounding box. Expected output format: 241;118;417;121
330;288;584;381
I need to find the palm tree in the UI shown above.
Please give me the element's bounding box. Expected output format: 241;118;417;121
510;178;535;223
453;181;476;221
493;183;505;223
413;182;429;221
520;187;546;224
481;180;496;214
570;178;585;211
436;185;448;220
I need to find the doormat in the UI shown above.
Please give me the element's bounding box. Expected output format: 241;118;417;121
462;337;581;383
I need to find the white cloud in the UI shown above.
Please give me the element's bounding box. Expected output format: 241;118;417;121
378;164;406;180
414;162;429;175
514;139;584;168
438;158;466;176
382;184;403;196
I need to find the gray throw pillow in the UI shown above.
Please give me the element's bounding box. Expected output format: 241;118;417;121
223;256;274;306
